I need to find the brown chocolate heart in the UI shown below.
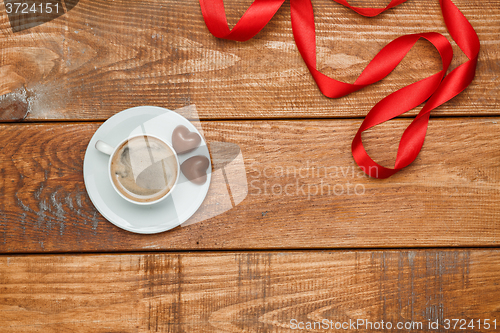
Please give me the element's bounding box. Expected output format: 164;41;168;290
181;156;209;185
172;125;202;154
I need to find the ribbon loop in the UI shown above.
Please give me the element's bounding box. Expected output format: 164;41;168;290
199;0;285;42
199;0;480;178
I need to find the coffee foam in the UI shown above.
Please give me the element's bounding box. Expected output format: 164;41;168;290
110;136;177;203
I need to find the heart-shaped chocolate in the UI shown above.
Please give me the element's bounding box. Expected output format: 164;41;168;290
6;0;80;33
172;125;202;154
181;156;209;185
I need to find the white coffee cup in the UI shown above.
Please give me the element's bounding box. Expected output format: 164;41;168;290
95;134;180;205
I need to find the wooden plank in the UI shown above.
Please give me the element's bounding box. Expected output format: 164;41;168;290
0;118;499;253
0;0;497;120
0;250;499;332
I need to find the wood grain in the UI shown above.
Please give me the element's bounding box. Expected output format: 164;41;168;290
0;118;499;253
0;0;497;120
0;250;499;332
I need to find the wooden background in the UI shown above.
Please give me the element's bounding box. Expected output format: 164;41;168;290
1;0;499;331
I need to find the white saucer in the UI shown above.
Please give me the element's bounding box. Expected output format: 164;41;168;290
83;106;211;234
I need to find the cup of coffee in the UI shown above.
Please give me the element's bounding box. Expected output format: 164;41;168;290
95;134;179;205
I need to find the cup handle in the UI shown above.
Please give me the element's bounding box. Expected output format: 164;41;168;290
95;140;114;155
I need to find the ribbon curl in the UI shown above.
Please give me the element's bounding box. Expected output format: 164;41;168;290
199;0;480;178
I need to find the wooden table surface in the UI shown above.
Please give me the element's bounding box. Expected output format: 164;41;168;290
1;0;499;332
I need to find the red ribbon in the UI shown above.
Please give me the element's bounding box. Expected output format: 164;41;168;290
199;0;480;178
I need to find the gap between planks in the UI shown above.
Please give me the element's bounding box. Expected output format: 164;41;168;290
0;247;498;257
3;114;500;125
